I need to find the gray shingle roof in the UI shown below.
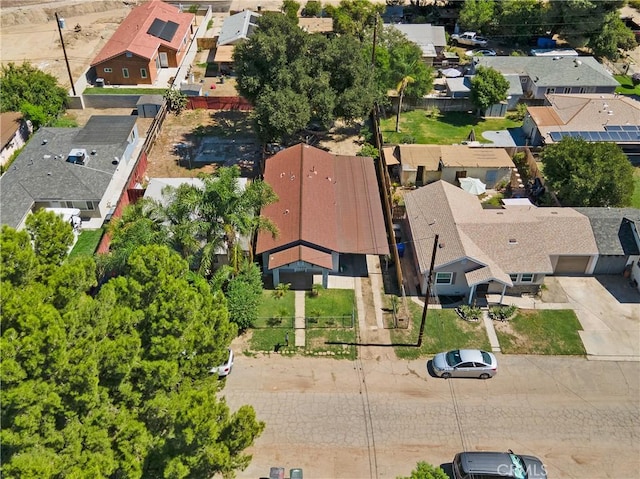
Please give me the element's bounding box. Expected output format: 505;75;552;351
574;207;640;255
476;56;619;88
386;24;446;57
0;116;137;229
404;181;598;277
218;10;260;46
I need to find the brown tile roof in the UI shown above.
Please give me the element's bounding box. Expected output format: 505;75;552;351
404;180;597;276
440;145;515;168
0;112;23;148
392;144;514;170
268;245;333;269
91;0;194;66
256;144;389;257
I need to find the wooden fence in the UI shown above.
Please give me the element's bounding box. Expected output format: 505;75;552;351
186;96;253;110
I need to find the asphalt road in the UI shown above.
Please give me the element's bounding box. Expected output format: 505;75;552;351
222;354;639;479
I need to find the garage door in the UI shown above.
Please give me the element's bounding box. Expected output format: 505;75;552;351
554;256;590;274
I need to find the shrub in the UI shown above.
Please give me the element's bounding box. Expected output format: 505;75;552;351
457;304;482;321
489;305;517;321
302;0;322;17
507;103;527;122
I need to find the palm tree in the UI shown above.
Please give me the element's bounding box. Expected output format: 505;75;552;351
395;75;414;133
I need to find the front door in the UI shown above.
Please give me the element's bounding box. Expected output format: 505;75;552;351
159;52;169;68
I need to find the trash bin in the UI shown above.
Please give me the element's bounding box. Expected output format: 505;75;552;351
95;78;105;87
290;468;303;479
397;242;405;258
269;467;284;479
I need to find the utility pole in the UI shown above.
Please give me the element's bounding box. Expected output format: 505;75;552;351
371;13;378;69
55;12;76;96
417;234;439;348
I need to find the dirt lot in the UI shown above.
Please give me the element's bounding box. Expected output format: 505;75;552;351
1;0;138;89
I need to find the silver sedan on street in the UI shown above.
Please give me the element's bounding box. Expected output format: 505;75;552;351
431;349;497;379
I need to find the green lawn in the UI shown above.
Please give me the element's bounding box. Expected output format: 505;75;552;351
391;302;491;359
380;110;521;145
494;309;585;355
614;75;640;96
256;290;295;320
84;87;167;95
632;167;640;209
305;288;355;318
69;229;104;258
249;327;294;353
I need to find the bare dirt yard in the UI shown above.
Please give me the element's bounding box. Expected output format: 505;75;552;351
1;0;140;89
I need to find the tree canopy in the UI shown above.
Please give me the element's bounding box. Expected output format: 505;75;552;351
541;137;634;207
458;0;495;33
397;461;449;479
1;224;264;477
324;0;384;40
0;62;68;128
234;12;378;142
469;66;508;115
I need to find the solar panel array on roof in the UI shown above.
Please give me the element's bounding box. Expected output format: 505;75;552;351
159;20;179;42
549;129;640;143
147;18;179;42
147;18;165;37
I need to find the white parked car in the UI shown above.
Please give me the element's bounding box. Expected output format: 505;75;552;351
210;348;234;377
431;349;497;379
465;48;496;57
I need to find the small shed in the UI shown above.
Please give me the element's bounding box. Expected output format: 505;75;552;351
136;94;164;118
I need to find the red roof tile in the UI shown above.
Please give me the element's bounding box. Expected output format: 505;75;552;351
256;144;389;257
268;245;334;270
91;0;193;66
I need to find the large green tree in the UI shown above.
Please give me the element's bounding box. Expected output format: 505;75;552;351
324;0;384;40
494;0;546;45
105;166;278;277
588;11;637;60
0;62;68;127
1;233;263;478
235;12;378;142
458;0;495;34
545;0;626;51
541;137;634;207
470;66;509;116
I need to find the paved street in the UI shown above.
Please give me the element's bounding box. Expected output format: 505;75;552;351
222;354;639;479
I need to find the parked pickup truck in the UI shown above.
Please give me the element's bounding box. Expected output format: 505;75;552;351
450;32;488;47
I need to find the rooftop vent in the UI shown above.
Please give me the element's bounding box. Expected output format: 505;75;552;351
508;238;518;245
66;148;88;166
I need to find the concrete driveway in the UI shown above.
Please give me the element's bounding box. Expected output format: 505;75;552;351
554;276;640;361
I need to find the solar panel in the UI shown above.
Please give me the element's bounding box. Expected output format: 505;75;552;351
159;21;179;42
147;18;165;37
590;132;603;141
550;132;563;141
569;131;581;138
618;132;631;141
605;125;622;131
608;131;621;141
621;125;637;132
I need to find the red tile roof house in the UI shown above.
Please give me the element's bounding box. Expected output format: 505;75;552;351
256;144;389;289
90;0;194;86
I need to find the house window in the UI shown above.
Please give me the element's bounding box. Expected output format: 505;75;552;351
509;274;518;282
455;171;467;181
520;77;527;84
435;272;453;285
546;87;556;94
520;273;534;283
578;87;587;94
126;52;132;58
103;67;112;73
122;68;129;78
140;68;147;79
